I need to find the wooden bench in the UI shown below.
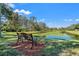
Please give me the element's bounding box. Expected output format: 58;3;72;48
16;32;37;49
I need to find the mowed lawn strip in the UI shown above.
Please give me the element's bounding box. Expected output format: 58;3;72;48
65;31;79;36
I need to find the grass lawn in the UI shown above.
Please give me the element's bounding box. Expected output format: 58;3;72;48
41;39;79;56
0;32;17;44
0;30;79;56
65;30;79;36
0;30;64;46
0;30;79;43
33;30;64;36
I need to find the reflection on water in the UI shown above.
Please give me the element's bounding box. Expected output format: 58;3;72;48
68;34;79;40
46;34;72;40
34;33;79;40
62;32;79;40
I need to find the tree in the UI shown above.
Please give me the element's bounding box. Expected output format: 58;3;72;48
17;15;29;31
38;22;47;31
0;3;13;37
29;16;41;31
8;13;21;32
29;16;37;31
67;24;79;30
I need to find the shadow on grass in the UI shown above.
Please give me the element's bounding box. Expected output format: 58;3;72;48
0;36;17;44
40;40;79;56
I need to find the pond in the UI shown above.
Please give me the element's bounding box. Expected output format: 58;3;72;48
34;33;79;41
34;34;74;41
45;34;74;40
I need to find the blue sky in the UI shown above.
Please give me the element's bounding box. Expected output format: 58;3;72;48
10;3;79;28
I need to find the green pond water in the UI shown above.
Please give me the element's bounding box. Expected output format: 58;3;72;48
34;33;79;40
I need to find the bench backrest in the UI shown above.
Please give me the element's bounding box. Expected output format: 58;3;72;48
17;32;33;41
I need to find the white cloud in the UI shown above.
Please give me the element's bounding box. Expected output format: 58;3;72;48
64;19;72;21
14;9;19;12
8;3;15;8
64;18;79;22
20;9;25;13
38;18;45;22
20;9;32;15
13;9;32;15
75;19;79;21
24;10;32;15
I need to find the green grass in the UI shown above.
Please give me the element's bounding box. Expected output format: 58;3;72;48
0;32;17;44
41;39;79;56
1;30;79;43
0;43;23;56
42;31;63;36
0;31;64;45
65;30;79;36
33;30;64;36
1;30;79;56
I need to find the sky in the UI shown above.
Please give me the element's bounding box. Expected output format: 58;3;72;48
9;3;79;28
